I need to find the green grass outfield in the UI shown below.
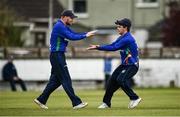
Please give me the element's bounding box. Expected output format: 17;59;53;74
0;88;180;116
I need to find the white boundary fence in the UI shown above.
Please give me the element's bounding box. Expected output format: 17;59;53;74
0;59;180;87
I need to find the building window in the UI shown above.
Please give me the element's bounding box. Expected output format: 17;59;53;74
74;0;87;13
69;0;88;18
136;0;159;8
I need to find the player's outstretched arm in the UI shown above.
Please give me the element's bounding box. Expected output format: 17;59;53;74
86;44;100;50
86;30;98;37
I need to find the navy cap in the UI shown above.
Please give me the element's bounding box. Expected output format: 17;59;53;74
61;10;77;19
115;18;131;28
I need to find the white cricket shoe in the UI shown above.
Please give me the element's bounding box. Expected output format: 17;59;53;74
98;102;109;109
34;99;48;109
73;102;88;109
128;98;142;109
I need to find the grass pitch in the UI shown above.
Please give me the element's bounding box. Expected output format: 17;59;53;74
0;88;180;116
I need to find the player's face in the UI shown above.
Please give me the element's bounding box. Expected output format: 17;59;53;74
66;17;74;25
117;25;127;35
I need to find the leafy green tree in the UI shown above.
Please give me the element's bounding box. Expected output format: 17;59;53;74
0;0;24;47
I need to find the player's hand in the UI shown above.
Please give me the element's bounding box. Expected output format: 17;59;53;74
13;76;19;81
86;44;100;50
86;30;98;37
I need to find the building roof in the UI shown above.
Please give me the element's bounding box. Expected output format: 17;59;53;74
6;0;64;20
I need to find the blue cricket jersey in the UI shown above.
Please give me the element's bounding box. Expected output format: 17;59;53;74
98;32;139;66
50;20;87;52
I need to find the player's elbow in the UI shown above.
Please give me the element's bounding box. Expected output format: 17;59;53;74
65;34;85;41
65;35;78;40
111;46;119;51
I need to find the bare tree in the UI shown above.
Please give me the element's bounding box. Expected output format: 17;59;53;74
161;0;180;47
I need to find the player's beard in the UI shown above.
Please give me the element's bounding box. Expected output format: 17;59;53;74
66;19;73;26
66;22;71;25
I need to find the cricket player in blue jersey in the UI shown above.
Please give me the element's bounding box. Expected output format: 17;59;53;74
87;18;142;109
34;10;97;110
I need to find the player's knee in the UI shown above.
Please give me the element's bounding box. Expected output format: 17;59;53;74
117;77;128;86
117;78;123;85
